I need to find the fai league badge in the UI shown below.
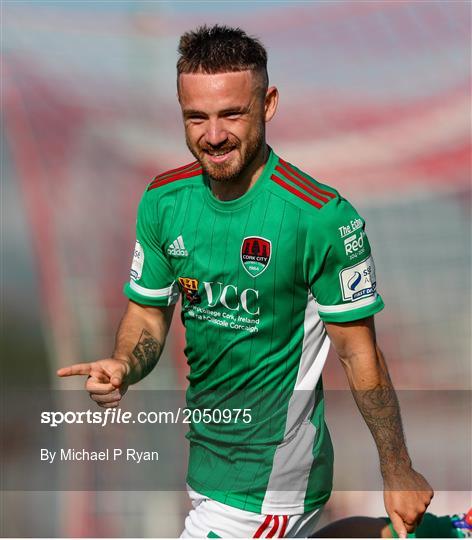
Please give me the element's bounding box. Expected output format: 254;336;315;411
240;237;272;278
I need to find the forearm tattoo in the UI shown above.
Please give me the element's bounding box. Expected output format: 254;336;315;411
132;329;162;379
353;384;410;473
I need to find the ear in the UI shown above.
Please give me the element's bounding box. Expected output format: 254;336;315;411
264;86;279;123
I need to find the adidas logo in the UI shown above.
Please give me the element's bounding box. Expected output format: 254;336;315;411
167;235;188;257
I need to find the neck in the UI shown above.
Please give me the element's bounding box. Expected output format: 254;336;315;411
210;144;269;202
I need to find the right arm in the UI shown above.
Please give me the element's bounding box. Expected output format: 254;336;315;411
114;300;174;384
57;300;174;407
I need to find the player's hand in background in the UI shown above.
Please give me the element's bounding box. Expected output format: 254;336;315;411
383;466;434;538
57;358;131;408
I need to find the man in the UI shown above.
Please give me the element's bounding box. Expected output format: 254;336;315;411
58;25;433;538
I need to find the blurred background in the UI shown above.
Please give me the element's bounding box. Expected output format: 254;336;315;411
2;0;470;536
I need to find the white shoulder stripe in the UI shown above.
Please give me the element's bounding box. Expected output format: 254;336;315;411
317;294;378;313
129;280;176;298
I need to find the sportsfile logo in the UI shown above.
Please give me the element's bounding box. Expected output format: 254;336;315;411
167;235;188;257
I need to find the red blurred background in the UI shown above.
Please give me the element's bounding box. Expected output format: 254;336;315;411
2;1;470;536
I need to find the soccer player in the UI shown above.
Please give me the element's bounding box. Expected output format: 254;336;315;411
58;25;433;538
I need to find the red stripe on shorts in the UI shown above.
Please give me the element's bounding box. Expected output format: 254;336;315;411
279;515;288;538
254;515;273;538
266;515;280;538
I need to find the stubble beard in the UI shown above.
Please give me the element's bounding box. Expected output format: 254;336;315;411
186;123;265;183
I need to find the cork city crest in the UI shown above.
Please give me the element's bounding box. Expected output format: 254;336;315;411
240;237;272;278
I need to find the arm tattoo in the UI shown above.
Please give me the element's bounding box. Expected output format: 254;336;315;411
353;384;410;474
132;329;162;379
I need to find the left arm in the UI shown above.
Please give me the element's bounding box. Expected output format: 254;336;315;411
325;317;433;538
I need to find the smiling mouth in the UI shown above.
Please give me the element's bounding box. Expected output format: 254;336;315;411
204;148;235;163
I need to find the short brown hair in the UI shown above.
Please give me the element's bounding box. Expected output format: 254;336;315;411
177;25;269;91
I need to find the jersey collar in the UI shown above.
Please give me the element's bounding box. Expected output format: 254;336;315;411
202;147;278;212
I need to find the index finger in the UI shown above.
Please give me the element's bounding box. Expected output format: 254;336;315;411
57;363;93;377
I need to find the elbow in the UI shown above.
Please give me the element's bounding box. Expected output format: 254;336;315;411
336;346;386;388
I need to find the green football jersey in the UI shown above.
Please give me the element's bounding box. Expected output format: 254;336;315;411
123;148;384;514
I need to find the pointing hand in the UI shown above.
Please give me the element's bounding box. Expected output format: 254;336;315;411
57;358;131;408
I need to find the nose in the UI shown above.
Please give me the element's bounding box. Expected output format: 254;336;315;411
204;118;228;147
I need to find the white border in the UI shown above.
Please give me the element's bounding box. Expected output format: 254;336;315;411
129;280;176;298
317;293;379;314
